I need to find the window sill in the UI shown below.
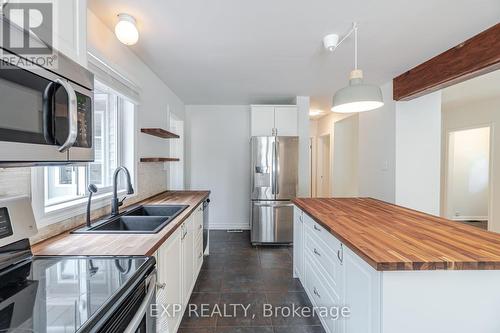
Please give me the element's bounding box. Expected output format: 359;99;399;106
37;190;135;227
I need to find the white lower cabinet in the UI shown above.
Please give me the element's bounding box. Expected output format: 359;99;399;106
293;206;304;279
156;227;183;333
155;203;205;333
294;206;380;333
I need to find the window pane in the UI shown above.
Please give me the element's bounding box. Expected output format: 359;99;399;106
45;166;86;206
89;84;118;189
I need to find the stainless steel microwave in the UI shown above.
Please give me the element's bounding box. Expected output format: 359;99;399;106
0;44;94;167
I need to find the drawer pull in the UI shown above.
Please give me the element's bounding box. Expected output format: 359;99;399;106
313;248;321;257
157;282;166;290
313;225;321;232
299;216;303;223
337;244;344;264
313;287;321;298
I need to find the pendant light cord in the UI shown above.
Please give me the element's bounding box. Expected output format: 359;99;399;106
354;23;358;70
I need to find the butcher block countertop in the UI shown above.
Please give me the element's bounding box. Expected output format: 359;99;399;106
32;191;210;256
293;197;500;271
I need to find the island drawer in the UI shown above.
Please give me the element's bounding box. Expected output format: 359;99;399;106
303;213;338;248
304;252;340;333
305;227;343;289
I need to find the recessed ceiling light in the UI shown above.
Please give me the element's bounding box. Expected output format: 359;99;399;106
115;13;139;46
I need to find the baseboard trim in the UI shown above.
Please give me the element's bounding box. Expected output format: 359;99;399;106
209;223;251;230
451;216;488;222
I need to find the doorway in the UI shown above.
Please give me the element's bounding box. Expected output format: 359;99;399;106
317;134;331;197
445;126;492;229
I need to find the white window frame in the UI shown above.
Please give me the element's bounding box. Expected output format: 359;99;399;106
31;55;139;228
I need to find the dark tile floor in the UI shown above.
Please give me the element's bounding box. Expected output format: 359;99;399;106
178;231;326;333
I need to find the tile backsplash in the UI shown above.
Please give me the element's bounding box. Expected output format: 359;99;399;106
0;163;169;244
0;167;31;197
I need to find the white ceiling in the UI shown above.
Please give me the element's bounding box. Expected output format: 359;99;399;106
442;69;500;108
88;0;500;111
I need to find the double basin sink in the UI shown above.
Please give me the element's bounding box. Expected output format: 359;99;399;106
72;205;189;234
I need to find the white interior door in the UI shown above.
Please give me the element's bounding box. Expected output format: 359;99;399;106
333;114;359;197
317;134;331;197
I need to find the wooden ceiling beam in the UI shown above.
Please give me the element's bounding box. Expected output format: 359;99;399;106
393;23;500;101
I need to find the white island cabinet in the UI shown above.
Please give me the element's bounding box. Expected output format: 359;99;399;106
293;205;500;333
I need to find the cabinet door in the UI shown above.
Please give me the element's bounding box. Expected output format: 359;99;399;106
251;106;275;136
182;217;195;303
342;246;381;333
275;106;298;136
53;0;87;65
157;227;183;333
293;206;304;279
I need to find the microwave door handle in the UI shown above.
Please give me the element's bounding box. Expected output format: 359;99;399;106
123;270;157;333
42;82;57;144
55;78;78;153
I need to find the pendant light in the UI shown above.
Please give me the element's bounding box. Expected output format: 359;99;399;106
328;23;384;113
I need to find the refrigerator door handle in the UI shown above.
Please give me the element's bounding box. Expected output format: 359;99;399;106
271;140;276;195
275;139;280;195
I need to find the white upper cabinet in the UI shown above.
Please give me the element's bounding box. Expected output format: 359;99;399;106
251;105;298;136
275;106;298;136
251;106;275;136
53;0;87;66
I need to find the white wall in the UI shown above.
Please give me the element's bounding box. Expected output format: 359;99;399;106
447;127;490;220
296;96;311;197
442;96;500;232
333;114;359;197
396;91;442;215
186;105;251;230
358;82;396;203
87;11;185;159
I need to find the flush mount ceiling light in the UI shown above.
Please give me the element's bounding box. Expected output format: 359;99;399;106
325;23;384;113
115;13;139;46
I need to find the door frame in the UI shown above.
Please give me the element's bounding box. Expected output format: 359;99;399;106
442;123;495;228
317;134;331;197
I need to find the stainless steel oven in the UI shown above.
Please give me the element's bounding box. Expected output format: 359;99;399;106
0;38;94;167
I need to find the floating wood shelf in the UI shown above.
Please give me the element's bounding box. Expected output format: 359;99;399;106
140;157;180;163
141;128;180;139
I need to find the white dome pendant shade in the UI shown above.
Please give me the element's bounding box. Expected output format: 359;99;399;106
331;69;384;113
330;23;384;113
115;14;139;46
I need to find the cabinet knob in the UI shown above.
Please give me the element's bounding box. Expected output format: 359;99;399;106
157;282;166;290
199;252;203;258
313;248;321;257
313;287;321;298
313;225;321;232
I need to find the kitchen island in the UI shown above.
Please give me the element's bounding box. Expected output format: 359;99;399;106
292;197;500;333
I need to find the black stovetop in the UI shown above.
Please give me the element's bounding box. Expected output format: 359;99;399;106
0;251;153;333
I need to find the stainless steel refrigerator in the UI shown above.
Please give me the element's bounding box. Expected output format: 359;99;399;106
250;136;298;245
